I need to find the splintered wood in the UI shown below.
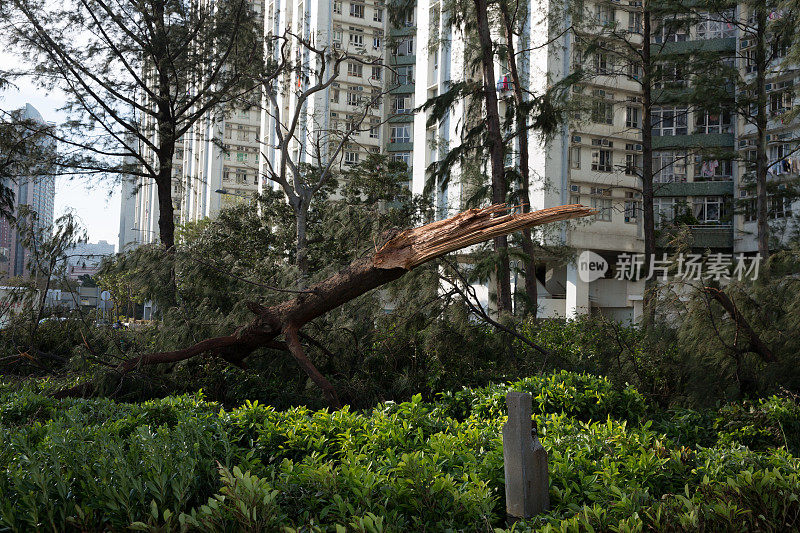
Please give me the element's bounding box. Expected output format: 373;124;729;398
373;204;594;270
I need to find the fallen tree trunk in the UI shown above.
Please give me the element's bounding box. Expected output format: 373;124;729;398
66;204;593;407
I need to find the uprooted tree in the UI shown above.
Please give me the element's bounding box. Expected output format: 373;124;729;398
57;203;592;407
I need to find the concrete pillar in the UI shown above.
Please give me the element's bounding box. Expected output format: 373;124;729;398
566;260;590;319
503;391;549;521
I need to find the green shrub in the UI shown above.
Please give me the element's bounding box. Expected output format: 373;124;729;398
1;372;799;532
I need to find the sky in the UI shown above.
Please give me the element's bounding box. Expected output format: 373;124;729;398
1;65;121;251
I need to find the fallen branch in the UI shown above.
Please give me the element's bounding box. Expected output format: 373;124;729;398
703;287;776;363
58;204;592;407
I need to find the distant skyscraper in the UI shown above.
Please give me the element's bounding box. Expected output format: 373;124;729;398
0;103;56;279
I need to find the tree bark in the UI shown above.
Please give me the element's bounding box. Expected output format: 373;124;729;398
295;202;310;277
498;0;538;317
754;4;770;258
109;203;592;407
473;0;513;315
641;5;656;318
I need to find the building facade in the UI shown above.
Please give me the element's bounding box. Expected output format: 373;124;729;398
122;0;798;324
0;103;56;280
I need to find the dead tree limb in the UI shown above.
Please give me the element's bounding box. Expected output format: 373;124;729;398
703;286;776;363
62;204;592;406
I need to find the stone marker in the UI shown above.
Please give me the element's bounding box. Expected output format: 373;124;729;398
503;391;549;521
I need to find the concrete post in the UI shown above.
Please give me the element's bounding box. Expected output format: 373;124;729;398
503;391;549;521
566;260;589;319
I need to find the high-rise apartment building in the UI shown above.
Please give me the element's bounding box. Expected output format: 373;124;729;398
259;0;386;184
123;1;264;247
0;103;56;279
122;0;798;324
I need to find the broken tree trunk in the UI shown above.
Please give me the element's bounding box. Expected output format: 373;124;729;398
77;204;592;407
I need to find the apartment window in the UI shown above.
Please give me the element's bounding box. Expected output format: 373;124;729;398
570;146;581;169
651;106;688;136
392;151;411;170
628;11;642;33
591;90;614;125
333;27;343;42
236;152;247;162
349;2;364;18
624;196;640;223
332;88;340;103
695;109;732;134
693;196;727;224
653;62;686;89
373;7;383;22
770;194;792;219
696;11;735;39
592;51;612;75
596;3;615;26
373;33;381;49
347;61;363;77
344;150;360;165
395;37;414;56
654;197;677;227
369;119;380;139
591;145;613;172
333;1;341;14
393;95;412;114
627;60;642;80
236;125;249;140
349;32;364;47
347;91;361;106
653;151;687;183
694;156;733;180
235;169;247;184
371;66;382;81
591;197;613;221
402;10;413;26
769;82;793;116
652;18;688;43
625;106;640;129
390;125;411;143
395;65;414;85
625;153;642;176
369;87;381;106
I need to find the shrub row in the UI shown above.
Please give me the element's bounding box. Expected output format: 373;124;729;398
1;372;799;531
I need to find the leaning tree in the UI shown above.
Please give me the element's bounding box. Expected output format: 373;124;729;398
57;203;592;407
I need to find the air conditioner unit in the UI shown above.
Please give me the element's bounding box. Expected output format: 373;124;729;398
571;184;580;192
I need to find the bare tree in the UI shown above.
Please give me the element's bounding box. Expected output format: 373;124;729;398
258;31;398;278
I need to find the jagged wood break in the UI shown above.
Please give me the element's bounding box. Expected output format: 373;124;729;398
80;204;593;407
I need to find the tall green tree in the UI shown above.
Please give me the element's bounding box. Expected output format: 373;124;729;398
1;0;265;251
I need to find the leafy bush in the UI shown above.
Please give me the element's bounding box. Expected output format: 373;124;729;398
1;372;799;531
